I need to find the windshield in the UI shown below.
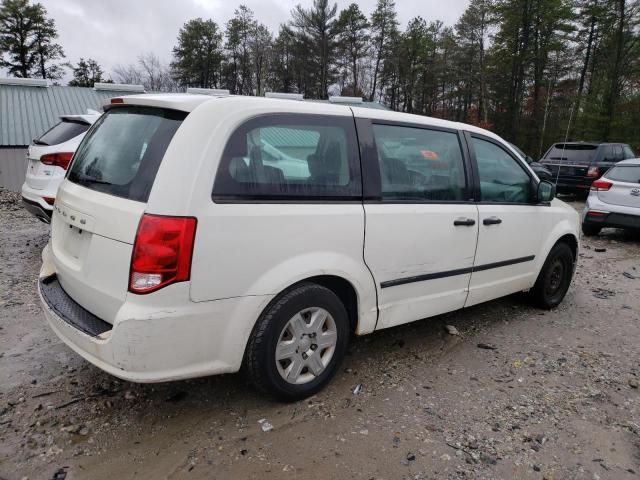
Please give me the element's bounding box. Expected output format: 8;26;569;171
67;106;186;202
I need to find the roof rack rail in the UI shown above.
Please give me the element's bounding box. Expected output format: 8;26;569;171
94;83;145;93
328;96;363;104
265;92;304;101
0;77;48;87
186;87;230;96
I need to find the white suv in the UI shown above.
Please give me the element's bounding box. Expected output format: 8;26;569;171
39;94;579;400
582;158;640;235
22;113;100;222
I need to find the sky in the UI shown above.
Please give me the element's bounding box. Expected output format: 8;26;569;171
33;0;470;83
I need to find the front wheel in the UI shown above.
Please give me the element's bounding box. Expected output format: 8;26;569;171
244;283;350;401
531;242;575;309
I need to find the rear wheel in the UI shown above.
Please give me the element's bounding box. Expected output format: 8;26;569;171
244;283;350;401
581;222;601;237
531;242;574;309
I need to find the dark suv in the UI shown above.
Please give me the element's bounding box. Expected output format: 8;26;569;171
540;142;636;195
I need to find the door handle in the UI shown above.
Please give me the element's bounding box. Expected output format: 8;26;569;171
483;216;502;225
454;217;476;226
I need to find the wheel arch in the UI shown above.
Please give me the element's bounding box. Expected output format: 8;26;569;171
257;274;365;336
556;233;578;262
293;275;359;334
535;226;579;281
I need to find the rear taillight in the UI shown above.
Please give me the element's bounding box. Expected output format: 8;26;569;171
43;196;55;205
129;214;197;294
587;166;600;178
40;152;74;170
590;179;612;191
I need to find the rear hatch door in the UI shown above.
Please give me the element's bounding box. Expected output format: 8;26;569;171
541;143;597;179
598;165;640;208
51;106;186;323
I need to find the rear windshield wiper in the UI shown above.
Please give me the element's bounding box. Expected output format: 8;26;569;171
32;139;49;146
72;174;113;186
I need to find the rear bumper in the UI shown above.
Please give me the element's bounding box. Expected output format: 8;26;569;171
40;275;112;336
583;211;640;230
38;245;274;383
583;195;640;230
22;197;52;222
21;185;53;222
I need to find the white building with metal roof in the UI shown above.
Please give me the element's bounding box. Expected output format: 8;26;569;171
0;78;143;191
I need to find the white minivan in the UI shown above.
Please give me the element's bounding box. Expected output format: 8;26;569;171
39;94;579;400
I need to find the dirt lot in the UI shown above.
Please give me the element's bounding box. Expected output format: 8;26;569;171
0;189;639;480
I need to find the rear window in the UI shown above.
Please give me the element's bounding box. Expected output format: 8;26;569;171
606;165;640;184
68;106;186;202
36;119;89;146
542;144;598;163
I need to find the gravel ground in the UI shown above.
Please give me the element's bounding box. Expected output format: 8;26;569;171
0;188;639;480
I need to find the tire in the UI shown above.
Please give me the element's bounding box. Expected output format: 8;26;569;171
244;283;350;401
531;242;575;309
581;222;601;237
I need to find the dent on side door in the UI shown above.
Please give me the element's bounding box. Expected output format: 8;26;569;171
356;119;480;330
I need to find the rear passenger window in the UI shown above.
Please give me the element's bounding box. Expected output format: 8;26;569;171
601;145;616;162
613;145;624;161
213;114;361;200
372;124;467;201
623;145;636;159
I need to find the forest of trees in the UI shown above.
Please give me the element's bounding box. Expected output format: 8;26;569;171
1;0;639;156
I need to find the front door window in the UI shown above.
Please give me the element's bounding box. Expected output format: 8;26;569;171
472;138;533;203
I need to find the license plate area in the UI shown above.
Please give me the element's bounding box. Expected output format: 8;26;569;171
61;224;89;260
52;203;96;268
545;164;587;177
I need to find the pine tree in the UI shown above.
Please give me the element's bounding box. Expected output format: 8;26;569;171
369;0;399;101
454;0;491;124
68;58;104;87
0;0;64;79
270;26;297;93
251;23;272;96
335;3;369;96
224;5;258;95
30;2;64;79
170;18;224;88
290;0;339;98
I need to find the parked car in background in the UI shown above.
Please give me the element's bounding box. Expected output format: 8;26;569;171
582;158;640;236
509;143;553;181
21;112;100;222
540;142;635;196
38;94;579;401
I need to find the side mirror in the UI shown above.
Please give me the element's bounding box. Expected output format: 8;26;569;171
537;180;556;203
